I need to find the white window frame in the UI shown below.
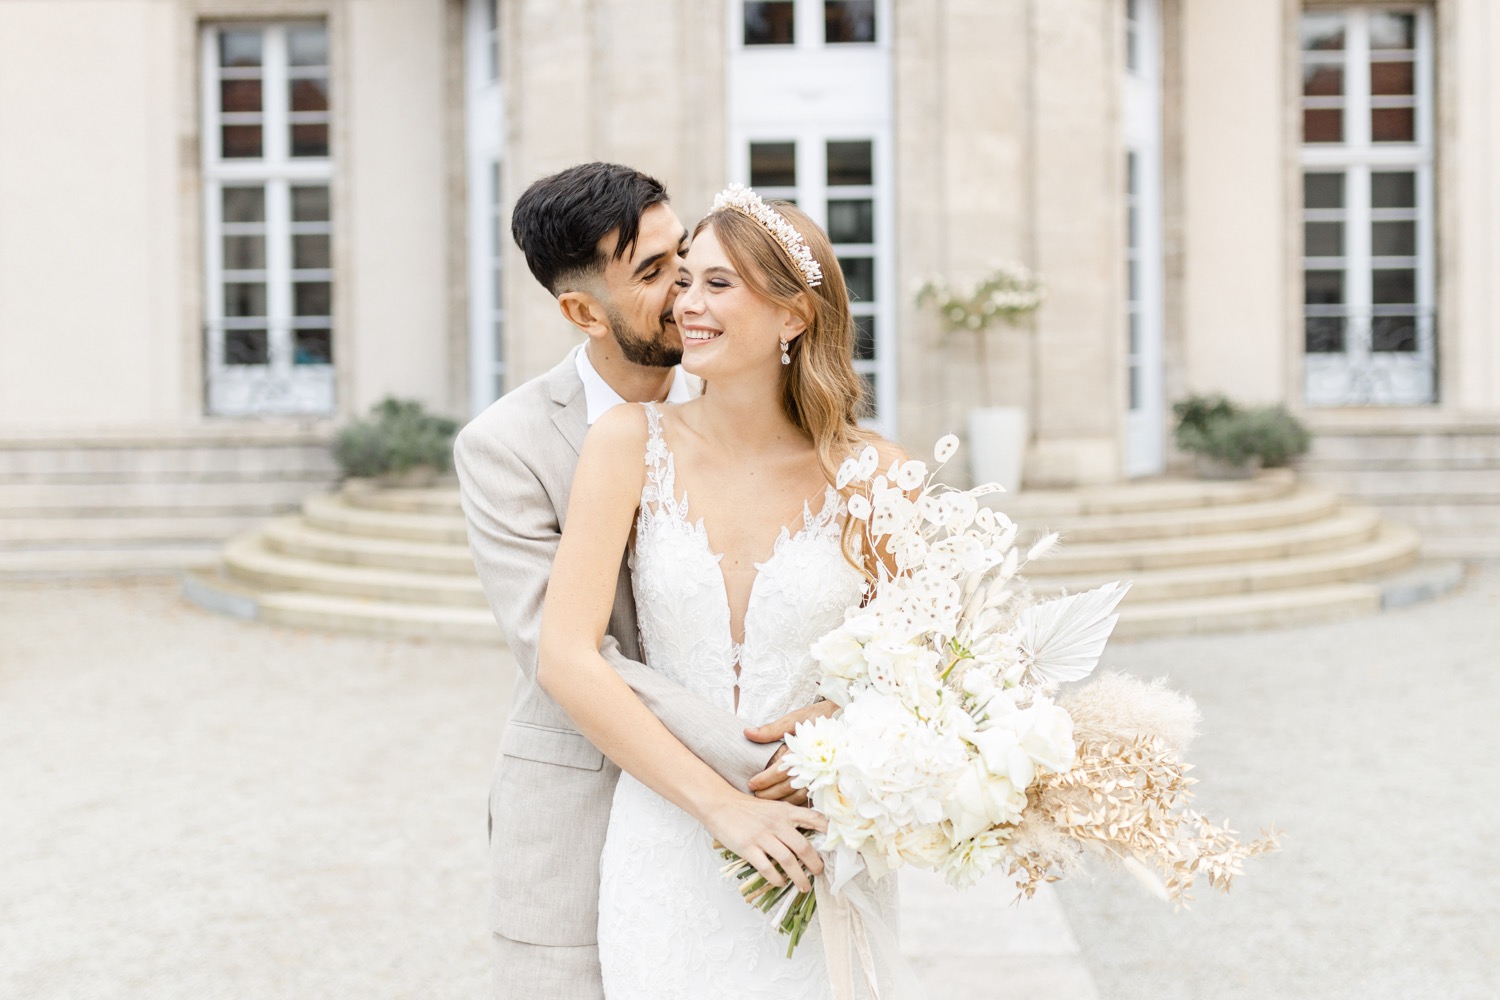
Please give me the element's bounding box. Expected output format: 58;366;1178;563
1123;0;1165;477
728;0;896;436
200;21;335;417
465;0;506;413
1300;5;1436;406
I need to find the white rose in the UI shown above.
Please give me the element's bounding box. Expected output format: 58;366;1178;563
967;725;1037;790
1019;696;1077;774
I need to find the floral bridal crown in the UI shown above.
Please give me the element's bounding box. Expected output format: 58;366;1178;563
713;183;824;288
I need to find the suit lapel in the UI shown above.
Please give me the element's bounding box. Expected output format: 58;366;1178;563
546;350;589;457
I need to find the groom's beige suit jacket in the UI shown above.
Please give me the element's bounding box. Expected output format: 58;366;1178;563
454;349;767;954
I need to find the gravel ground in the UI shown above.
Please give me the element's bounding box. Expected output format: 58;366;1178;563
3;569;1497;999
1055;563;1500;1000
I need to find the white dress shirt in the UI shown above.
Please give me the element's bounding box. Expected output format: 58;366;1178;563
574;344;694;425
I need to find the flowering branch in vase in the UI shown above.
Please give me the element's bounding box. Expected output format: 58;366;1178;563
914;262;1046;408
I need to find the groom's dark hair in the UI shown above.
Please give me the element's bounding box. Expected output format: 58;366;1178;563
511;162;670;296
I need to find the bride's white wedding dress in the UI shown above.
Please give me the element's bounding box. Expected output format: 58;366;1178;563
597;403;882;999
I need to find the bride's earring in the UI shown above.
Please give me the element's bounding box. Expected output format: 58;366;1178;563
780;338;791;365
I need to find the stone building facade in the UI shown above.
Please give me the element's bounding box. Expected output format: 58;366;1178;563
1;1;1496;556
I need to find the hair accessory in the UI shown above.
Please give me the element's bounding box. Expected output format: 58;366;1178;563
780;338;791;365
712;183;824;288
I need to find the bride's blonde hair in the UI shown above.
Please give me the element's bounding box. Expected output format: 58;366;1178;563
693;201;881;577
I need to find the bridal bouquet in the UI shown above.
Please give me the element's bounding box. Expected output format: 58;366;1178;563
721;436;1279;955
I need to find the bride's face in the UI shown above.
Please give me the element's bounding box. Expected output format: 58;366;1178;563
672;225;802;382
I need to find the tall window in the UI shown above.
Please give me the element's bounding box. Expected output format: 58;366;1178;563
732;0;893;431
1300;7;1435;406
201;22;335;416
466;0;505;411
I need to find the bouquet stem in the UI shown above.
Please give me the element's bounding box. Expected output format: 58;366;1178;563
718;847;819;957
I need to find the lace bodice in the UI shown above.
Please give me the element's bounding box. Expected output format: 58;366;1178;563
630;402;867;725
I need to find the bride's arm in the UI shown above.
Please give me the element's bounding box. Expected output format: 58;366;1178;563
538;404;825;892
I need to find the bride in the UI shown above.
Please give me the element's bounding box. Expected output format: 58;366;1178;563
537;187;901;998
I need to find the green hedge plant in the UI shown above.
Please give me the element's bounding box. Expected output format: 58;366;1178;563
1172;394;1310;474
333;397;460;480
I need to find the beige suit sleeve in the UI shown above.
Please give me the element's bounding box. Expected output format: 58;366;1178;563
454;419;768;790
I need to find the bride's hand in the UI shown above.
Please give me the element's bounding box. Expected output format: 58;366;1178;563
702;793;826;894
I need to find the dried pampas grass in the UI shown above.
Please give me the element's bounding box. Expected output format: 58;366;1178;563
1005;671;1279;905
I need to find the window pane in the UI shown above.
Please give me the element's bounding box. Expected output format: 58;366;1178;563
1303;64;1343;98
840;257;874;301
827;140;873;186
225;329;268;365
1300;14;1345;51
294;329;333;365
1304;172;1344;209
223;234;265;270
224;282;266;317
856;373;876;419
1372;172;1416;209
291;123;329;158
222;186;265;223
749;142;796;187
1304;269;1344;306
1128;258;1139;301
291;186;331;222
1370;13;1415;50
1373;269;1416;304
1305;316;1345;353
290;77;329;113
1303;108;1343;144
294;281;332;317
221;125;263;159
1372;221;1417;258
219;30;262;68
827;199;874;243
853;314;875;360
1371;107;1415;143
292;234;331;270
1372;316;1418;352
287;24;329;67
1304;221;1344;258
825;1;876;44
1370;60;1414;96
1128;364;1142;410
221;79;262;113
744;1;795;45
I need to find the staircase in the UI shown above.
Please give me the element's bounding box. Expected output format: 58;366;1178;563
185;468;1455;643
994;469;1452;639
184;479;501;643
0;428;339;578
1297;414;1500;560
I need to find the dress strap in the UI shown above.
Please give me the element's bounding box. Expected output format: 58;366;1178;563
639;402;681;517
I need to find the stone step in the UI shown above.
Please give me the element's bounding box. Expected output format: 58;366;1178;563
1299;468;1500;497
1028;523;1421;603
0;478;325;516
0;437;336;479
221;534;488;607
301;493;470;544
1044;507;1381;575
1020;488;1340;543
0;543;221;579
260;517;475;574
1112;584;1383;639
181;567;503;643
997;469;1296;520
340;480;463;515
0;514;267;548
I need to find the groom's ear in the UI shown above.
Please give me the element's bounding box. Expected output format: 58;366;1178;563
557;291;612;340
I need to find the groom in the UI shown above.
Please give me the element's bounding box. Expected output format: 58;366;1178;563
454;162;825;999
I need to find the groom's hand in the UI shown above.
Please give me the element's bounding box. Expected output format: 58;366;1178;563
745;702;837;804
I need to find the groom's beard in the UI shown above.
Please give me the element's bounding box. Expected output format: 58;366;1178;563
606;305;683;369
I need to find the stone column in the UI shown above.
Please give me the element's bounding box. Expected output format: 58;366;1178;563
500;0;727;386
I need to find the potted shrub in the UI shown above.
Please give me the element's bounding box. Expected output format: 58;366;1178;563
916;262;1045;491
1172;394;1310;479
333;396;460;487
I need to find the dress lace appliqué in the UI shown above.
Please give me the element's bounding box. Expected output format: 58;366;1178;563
598;402;882;999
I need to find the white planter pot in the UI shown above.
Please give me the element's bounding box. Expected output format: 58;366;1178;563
967;406;1028;492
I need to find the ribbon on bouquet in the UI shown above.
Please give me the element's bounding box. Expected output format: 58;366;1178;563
816;848;924;1000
